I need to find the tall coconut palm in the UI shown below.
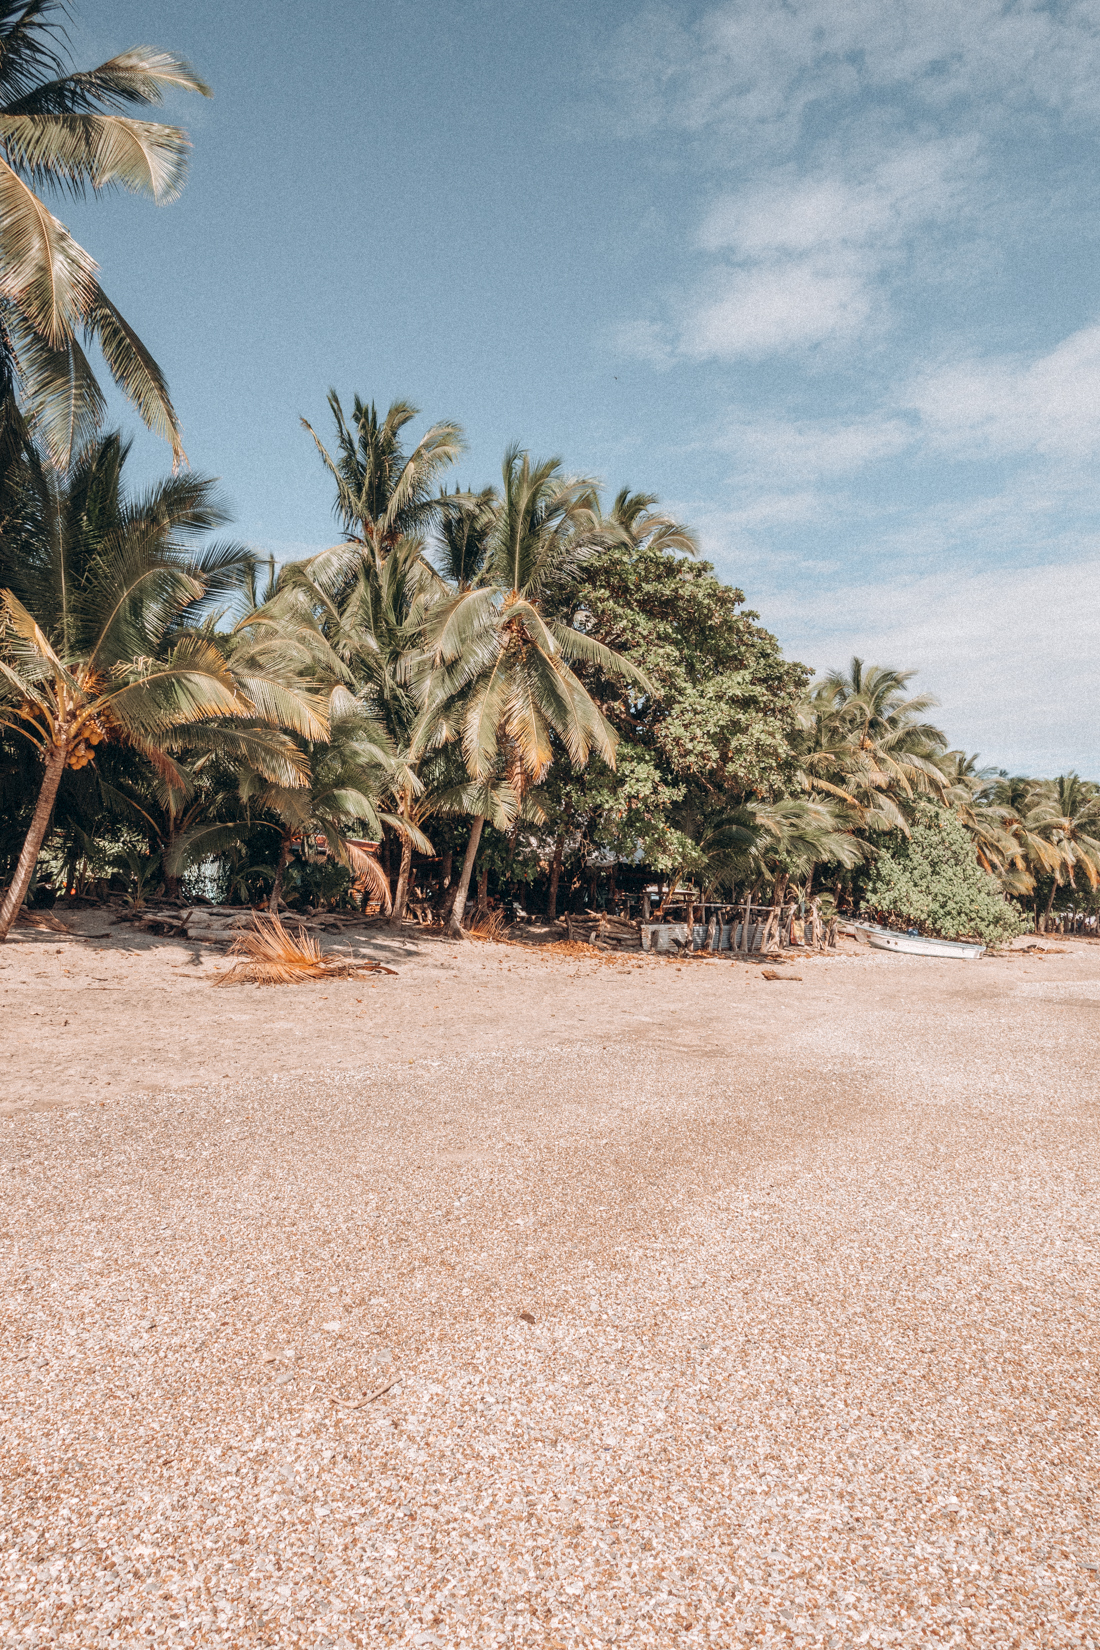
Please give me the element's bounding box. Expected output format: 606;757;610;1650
0;432;326;938
301;392;463;593
0;0;210;466
422;446;651;934
267;532;444;922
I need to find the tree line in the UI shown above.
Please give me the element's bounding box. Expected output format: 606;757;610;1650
0;3;1096;944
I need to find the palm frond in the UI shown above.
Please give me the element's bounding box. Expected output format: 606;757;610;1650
214;914;394;987
0;151;96;344
85;288;182;463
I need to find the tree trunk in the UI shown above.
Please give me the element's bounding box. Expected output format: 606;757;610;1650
447;814;485;938
1040;879;1058;934
546;832;564;919
440;848;453;891
269;832;292;913
162;828;181;901
390;829;413;926
0;741;68;941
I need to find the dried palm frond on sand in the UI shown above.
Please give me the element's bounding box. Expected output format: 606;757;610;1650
466;908;510;941
214;915;396;986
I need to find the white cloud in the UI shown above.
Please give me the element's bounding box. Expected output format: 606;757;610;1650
610;317;675;366
698;143;972;258
668;140;975;360
757;556;1100;774
680;261;872;357
909;324;1100;459
718;412;916;478
608;0;1100;144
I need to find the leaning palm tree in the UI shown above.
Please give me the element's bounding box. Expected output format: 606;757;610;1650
0;0;210;466
422;445;651;934
0;432;326;939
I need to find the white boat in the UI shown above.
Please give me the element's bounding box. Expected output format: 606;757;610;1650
863;927;985;959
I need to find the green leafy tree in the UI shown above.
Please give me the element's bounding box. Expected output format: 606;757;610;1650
862;807;1027;945
540;524;808;908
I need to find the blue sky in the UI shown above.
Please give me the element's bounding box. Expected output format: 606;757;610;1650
64;0;1100;775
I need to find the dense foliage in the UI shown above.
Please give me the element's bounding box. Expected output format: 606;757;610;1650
862;810;1028;945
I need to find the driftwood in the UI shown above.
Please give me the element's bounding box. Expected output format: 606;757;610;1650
562;911;643;951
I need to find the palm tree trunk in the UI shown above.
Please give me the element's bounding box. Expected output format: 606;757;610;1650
447;815;485;938
0;741;67;941
269;832;292;913
390;831;413;926
1041;879;1058;933
546;832;564;919
162;829;180;900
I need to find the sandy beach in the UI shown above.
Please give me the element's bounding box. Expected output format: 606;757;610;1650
1;915;1098;1647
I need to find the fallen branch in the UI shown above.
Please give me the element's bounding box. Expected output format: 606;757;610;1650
329;1377;401;1410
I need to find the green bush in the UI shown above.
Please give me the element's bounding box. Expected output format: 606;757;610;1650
862;809;1028;946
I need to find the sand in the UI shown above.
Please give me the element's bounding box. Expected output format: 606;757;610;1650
1;911;1098;1647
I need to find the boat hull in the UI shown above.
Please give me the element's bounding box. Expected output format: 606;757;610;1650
866;930;985;959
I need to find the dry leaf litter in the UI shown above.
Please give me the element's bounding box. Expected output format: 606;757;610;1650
1;947;1098;1649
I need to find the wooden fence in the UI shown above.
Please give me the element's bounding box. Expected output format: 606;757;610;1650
560;900;839;955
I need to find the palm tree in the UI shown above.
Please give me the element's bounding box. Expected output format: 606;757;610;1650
602;486;699;558
422;446;651;934
1020;773;1100;930
800;658;948;832
0;432;325;938
301;392;463;589
266;532;443;922
0;0;210;466
432;484;497;589
227;711;402;914
936;751;1033;890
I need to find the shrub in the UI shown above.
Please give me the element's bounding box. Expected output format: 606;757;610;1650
862;809;1028;946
